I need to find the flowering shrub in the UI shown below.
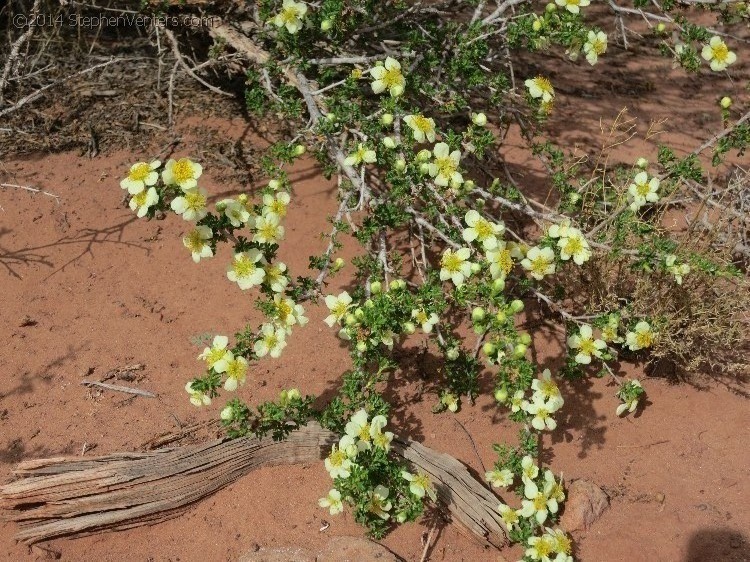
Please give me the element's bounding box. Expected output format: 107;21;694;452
118;0;749;557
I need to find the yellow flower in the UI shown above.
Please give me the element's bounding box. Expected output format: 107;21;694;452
428;142;463;187
254;213;285;244
344;143;377;167
318;489;343;515
402;471;437;501
223;354;248;391
170;188;208;221
129;187;158;218
521;246;556;280
162;158;202;191
525;76;555;103
485;241;515;279
226;250;266;290
403;114;437;143
264;262;289;292
583;30;608;65
262;192;290;220
185;381;211;407
439;247;473;287
701;36;737;72
120;160;160;194
626;321;656;351
368;485;392;520
555;0;590;14
253;323;287;358
198;335;232;372
463;209;504;250
183;225;213;263
272;0;308;34
370;57;405;97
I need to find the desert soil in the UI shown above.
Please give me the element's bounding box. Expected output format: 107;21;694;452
1;16;749;562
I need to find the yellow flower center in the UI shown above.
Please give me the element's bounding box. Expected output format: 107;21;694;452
132;190;149;206
579;337;596;355
281;7;300;24
551;483;565;502
564;237;583;256
592;38;606;55
636;180;651;197
535;538;553;557
602;326;616;342
264;333;278;349
540;380;559;398
329;448;347;467
269;200;287;217
502;510;518;525
276;299;292;321
382;67;403;88
415;310;428;324
233;255;257;278
184;230;206;252
129;163;151;182
206;347;226;368
474;219;494;240
535;407;549;420
412;116;433;133
441;252;463;273
185;190;206;211
534;76;554;95
226;359;246;382
636;330;653;348
172;159;195;184
493;249;514;274
712;42;729;63
435;156;457;179
533;494;548;511
555;534;573;555
332;301;348;318
373;432;389;448
358;423;372;442
530;255;550;276
414;473;430;490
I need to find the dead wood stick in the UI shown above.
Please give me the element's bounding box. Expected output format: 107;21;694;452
1;423;507;548
80;380;156;398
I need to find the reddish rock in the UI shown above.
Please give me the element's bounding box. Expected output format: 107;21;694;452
318;536;403;562
560;479;610;532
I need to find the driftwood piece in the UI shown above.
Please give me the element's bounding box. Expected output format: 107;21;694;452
1;423;507;548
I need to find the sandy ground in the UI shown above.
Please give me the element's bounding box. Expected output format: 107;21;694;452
1;19;749;562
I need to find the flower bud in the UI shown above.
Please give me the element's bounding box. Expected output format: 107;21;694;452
513;343;528;358
519;332;532;346
720;96;732;109
333;257;345;270
293;145;306;156
472;307;486;322
370;280;382;294
351;69;363;79
403;321;416;335
636;157;648;169
220;406;233;420
382;136;397;149
215;201;227;212
482;341;496;356
345;313;357;326
510;299;525;313
656;22;666;33
356;341;367;353
238;194;248;204
326;112;336;122
492;278;505;293
268;179;281;190
532;19;542;32
463;179;475;190
394;158;406;172
470;262;481;274
365;299;375;309
546;2;556;11
446;347;459;361
419;163;431;175
389;279;401;291
354;307;364;319
495;310;507;323
321;19;333;31
380;113;394;126
416;149;432;162
494;388;508;403
471;112;487;126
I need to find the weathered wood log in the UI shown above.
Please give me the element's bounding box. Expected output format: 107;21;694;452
1;423;507;548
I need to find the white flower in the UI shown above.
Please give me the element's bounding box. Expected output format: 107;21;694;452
521;246;556;280
338;434;359;459
428;142;463;187
120;160;160;194
185;381;211;407
485;242;515;279
531;369;564;409
523;396;559;431
254;323;287;358
616;380;643;416
264;262;289;292
344;143;377;167
463;209;504;250
183;226;213;263
325;445;353;479
557;227;591;265
162;158;202;191
218;199;251;228
496;503;521;532
701;36;737;72
402;471;437;501
370;57;405;97
544;470;566;504
372;425;395;452
547;219;572;239
411;309;439;333
625;321;655;351
525;76;555;102
519;479;558;525
546;527;573;557
254;213;285;244
262;192;290;220
510;390;525;413
403;114;437;143
171;188;208;221
129;187;158;218
441;392;459;412
567;324;607;364
226;250;266;290
223;354;248;391
344;409;374;452
439;247;473;287
368;485;392;520
318;489;343;515
521;455;539;482
485;468;514;488
274;294;308;332
628;171;660;211
526;534;557;561
272;0;308;34
198;335;232;372
324;291;353;327
583;30;608;65
665;254;690;285
555;0;590;13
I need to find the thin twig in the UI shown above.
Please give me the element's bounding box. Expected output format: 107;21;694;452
81;380;157;398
